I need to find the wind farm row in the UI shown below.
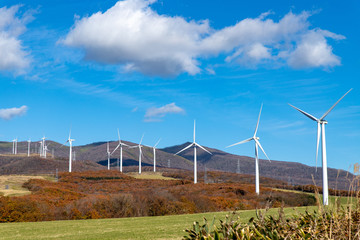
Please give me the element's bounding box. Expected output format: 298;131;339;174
2;89;353;206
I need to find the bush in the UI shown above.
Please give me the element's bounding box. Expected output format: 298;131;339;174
184;198;360;239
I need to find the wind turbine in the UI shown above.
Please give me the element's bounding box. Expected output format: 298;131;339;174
40;136;46;157
175;120;212;184
111;129;129;172
27;139;31;157
60;130;75;172
289;88;352;205
44;144;50;158
130;134;144;174
12;138;17;154
151;138;161;172
67;130;75;172
226;104;270;195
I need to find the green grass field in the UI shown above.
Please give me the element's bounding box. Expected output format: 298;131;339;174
0;206;321;240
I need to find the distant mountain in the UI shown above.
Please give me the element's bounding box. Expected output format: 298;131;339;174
0;141;354;190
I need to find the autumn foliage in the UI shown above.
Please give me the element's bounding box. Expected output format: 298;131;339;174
0;170;316;222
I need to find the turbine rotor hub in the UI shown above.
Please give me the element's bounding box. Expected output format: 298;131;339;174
319;120;328;124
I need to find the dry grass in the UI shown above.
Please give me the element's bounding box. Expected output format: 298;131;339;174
0;175;53;196
126;171;176;180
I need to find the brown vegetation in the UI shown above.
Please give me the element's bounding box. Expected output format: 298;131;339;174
0;170;316;222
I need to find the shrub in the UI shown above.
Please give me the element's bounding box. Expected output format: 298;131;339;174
184;198;360;239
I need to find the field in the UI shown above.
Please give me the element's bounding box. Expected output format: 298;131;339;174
0;175;52;197
126;171;176;180
0;206;319;240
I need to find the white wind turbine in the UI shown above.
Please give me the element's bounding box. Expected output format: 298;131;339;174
289;88;352;206
151;138;161;172
111;129;129;172
27;139;31;157
12;138;17;155
67;130;75;172
41;136;46;157
175;120;212;184
226;104;270;195
130;134;145;174
60;130;75;172
44;144;50;158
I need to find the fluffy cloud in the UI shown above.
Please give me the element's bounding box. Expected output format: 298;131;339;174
62;0;344;77
0;105;28;120
287;30;344;68
145;102;184;122
0;5;32;73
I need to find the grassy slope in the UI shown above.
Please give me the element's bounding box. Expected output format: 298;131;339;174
126;172;176;180
0;206;320;240
0;175;53;197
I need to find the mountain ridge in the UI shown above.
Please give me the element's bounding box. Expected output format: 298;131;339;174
0;140;354;190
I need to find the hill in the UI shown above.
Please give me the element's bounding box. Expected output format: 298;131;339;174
161;142;353;190
0;140;354;190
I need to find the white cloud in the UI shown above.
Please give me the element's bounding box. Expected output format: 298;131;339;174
145;102;184;121
0;105;28;120
0;5;33;73
62;0;344;77
287;30;344;68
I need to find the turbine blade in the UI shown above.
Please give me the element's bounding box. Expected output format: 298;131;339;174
254;138;270;161
315;122;321;172
154;138;161;148
194;142;212;155
111;144;120;155
121;143;130;147
58;140;68;149
129;145;138;149
320;88;353;120
140;133;144;145
193;120;196;143
117;128;121;143
288;104;318;122
226;137;253;148
254;103;263;137
174;143;194;155
68;128;72;140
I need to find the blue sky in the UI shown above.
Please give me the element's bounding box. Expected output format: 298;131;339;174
0;0;359;171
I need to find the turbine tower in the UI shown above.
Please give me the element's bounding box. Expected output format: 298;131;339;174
107;142;111;170
227;104;270;195
289;88;352;205
130;134;144;174
152;138;161;172
175;120;212;184
38;141;42;156
111;129;129;172
27;139;31;157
